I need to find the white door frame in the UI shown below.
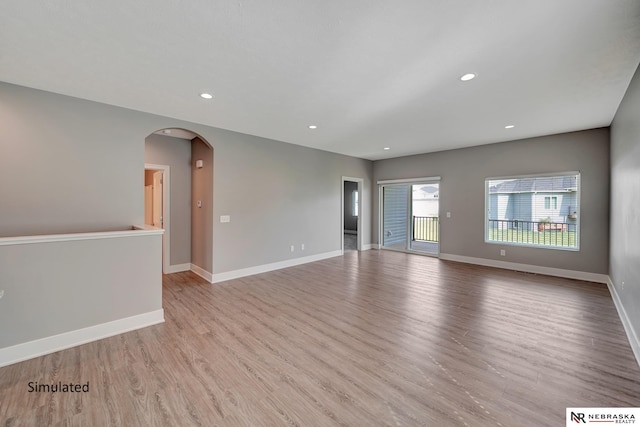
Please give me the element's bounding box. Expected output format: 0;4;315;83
341;176;363;254
145;163;171;274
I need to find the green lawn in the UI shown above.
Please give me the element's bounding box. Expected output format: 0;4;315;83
488;228;576;248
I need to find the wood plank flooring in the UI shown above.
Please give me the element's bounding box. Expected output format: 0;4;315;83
1;250;639;426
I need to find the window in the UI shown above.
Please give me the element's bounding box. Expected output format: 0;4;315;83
486;173;580;250
544;196;558;210
352;190;359;217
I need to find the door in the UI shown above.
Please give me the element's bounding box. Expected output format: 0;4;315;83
145;164;170;274
144;185;153;225
382;185;410;250
380;180;440;255
409;182;439;254
152;171;163;228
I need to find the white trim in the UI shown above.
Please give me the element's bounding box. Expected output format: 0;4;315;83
191;263;214;283
213;250;342;283
0;309;164;368
145;164;171;274
361;244;373;251
378;185;384;251
607;277;640;368
0;226;163;246
377;176;441;185
438;253;608;283
165;263;191;274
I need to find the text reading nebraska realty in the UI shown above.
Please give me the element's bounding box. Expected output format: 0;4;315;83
28;381;89;393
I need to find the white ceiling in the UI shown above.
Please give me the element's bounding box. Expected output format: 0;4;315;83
1;1;639;160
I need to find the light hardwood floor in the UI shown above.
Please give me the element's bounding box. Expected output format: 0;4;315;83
1;250;639;426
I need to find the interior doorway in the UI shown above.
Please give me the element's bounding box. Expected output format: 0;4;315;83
145;170;164;227
144;128;214;281
342;177;363;253
145;164;170;273
379;178;440;256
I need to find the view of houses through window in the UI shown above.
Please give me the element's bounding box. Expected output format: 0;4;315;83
485;173;580;249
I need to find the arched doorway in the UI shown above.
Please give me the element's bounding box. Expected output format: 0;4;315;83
144;128;214;281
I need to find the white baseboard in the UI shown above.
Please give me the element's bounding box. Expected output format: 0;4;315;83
165;263;191;274
0;309;164;368
607;277;640;368
213;250;342;283
191;263;214;283
438;253;609;284
361;244;373;251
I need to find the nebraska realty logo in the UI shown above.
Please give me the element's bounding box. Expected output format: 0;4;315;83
567;408;639;425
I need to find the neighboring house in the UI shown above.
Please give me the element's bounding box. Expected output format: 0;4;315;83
488;176;578;225
412;185;439;217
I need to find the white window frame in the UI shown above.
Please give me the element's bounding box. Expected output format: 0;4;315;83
544;196;558;210
484;171;580;251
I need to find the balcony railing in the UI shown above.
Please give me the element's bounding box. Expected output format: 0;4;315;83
487;219;577;248
413;216;439;242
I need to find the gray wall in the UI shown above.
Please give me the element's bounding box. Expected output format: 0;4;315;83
145;134;192;266
610;63;640;338
0;85;145;237
0;82;373;275
0;233;162;349
191;137;214;273
212;129;372;271
373;128;610;274
343;181;358;232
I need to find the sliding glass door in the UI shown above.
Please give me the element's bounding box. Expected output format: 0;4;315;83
381;180;440;255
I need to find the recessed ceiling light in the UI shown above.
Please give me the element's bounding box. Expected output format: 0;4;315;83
308;125;317;129
460;73;476;81
505;125;515;129
200;93;213;99
383;147;391;150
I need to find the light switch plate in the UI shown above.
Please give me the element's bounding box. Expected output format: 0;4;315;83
220;215;230;223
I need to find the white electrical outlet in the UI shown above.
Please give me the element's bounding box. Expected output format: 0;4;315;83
290;245;295;252
301;243;305;251
500;249;506;256
446;212;451;218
